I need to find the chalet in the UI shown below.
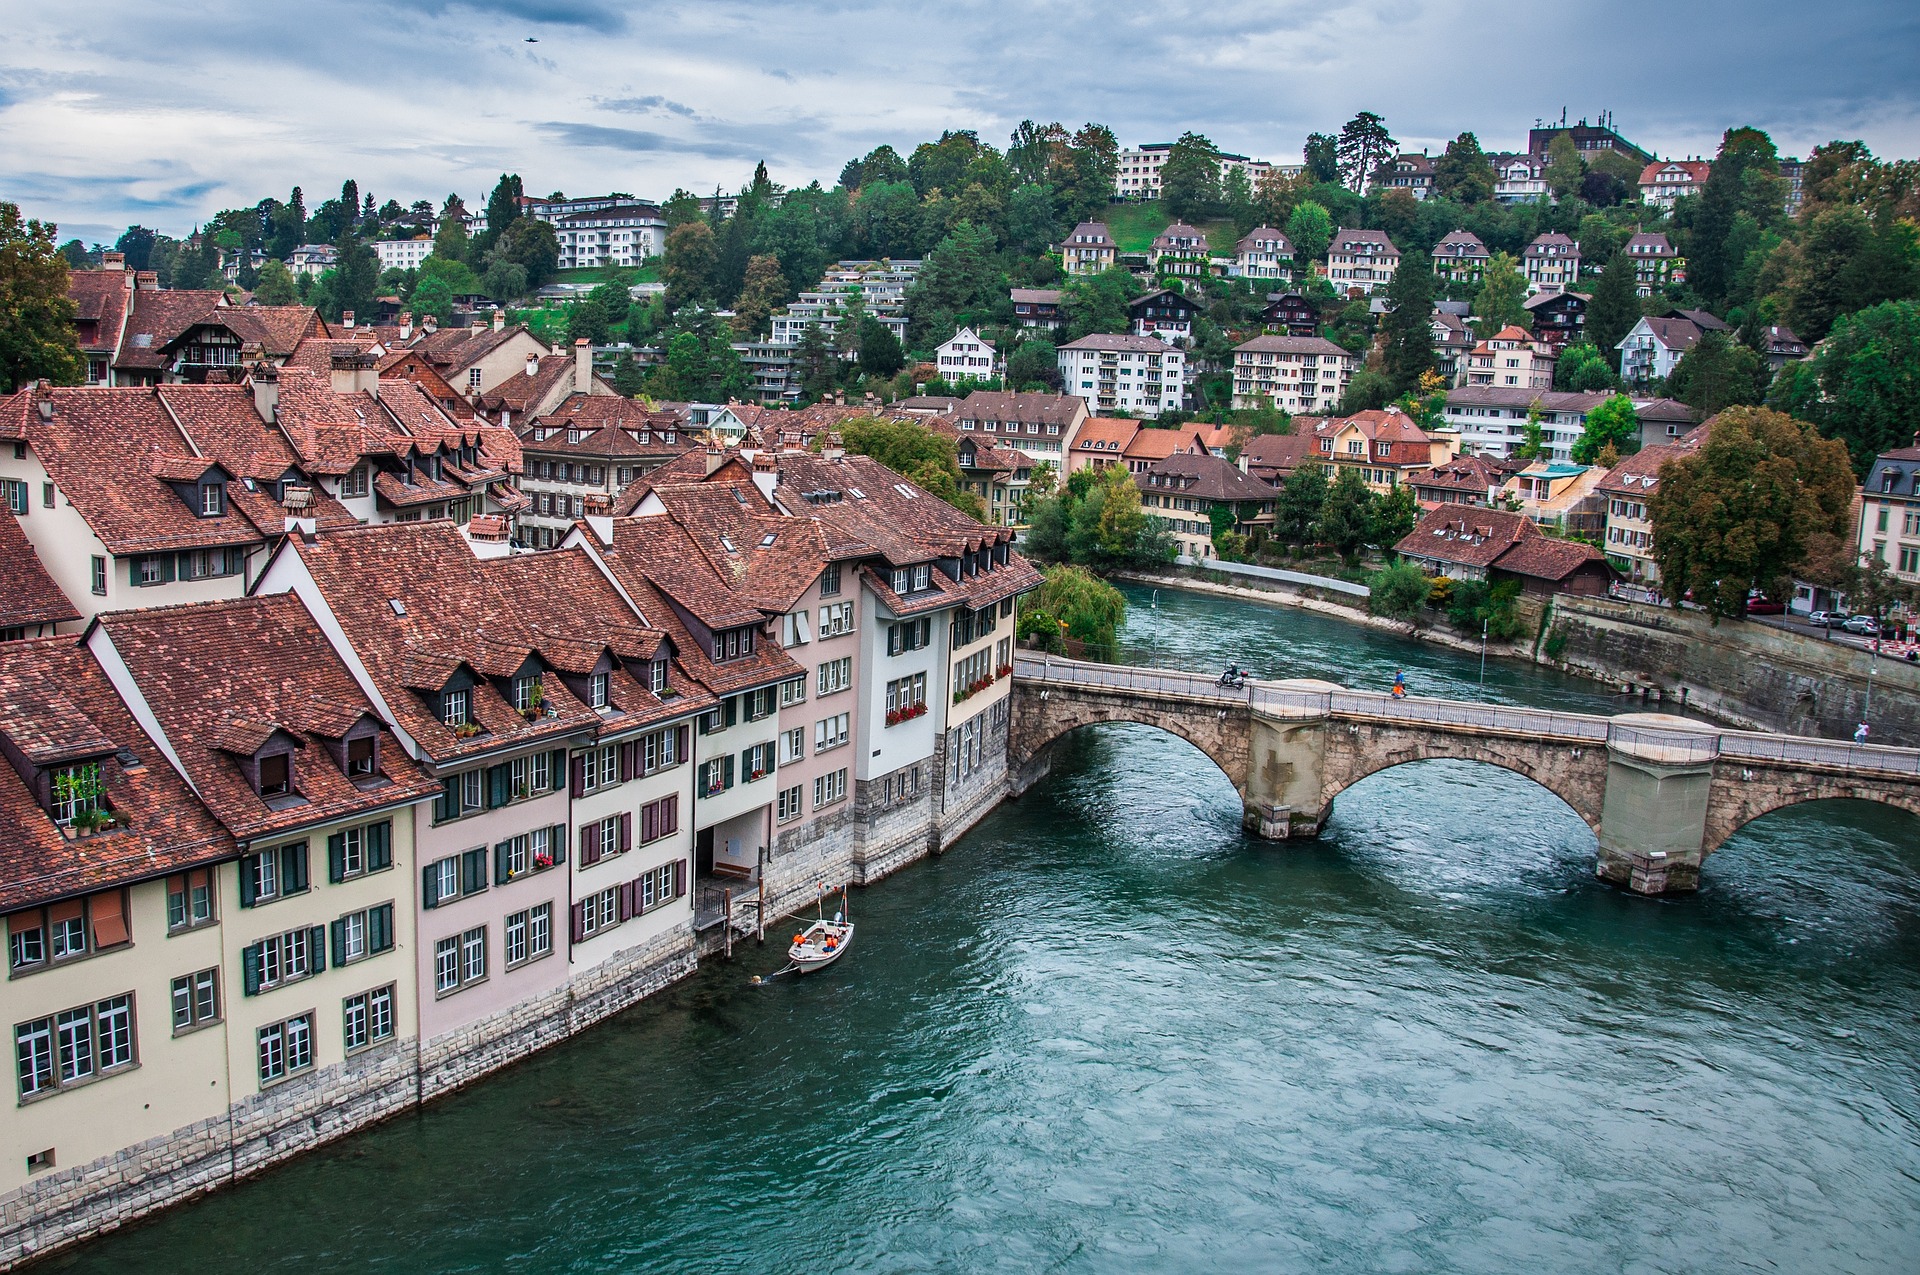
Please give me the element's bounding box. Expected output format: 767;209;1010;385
1370;153;1435;200
1432;230;1490;285
1010;288;1063;332
1129;289;1203;344
1523;290;1591;349
1261;292;1319;337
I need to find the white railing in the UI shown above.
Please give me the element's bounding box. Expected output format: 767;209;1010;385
1011;652;1920;779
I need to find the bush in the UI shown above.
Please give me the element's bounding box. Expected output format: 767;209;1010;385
1544;629;1569;660
1368;561;1431;623
1427;575;1454;608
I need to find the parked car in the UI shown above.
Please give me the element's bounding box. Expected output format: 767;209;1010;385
1841;615;1881;635
1806;611;1849;627
1745;597;1786;615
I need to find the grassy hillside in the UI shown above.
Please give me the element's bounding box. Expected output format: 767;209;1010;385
552;260;661;285
1096;201;1241;255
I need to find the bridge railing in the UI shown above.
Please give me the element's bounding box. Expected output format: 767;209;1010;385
1012;652;1920;778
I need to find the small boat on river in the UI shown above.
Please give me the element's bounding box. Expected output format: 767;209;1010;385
788;885;852;974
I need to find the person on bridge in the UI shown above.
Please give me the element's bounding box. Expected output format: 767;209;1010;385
1855;722;1871;744
1391;669;1407;699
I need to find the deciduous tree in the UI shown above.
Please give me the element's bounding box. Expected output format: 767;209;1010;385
1160;132;1223;222
1434;132;1495;204
1667;329;1768;416
1285;201;1334;274
252;258;300;306
1586;251;1642;367
0;203;84;392
1470;251;1530;337
1570;394;1640;463
1767;299;1920;475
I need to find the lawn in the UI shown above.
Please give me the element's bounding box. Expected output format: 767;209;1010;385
1097;201;1242;256
551;260;661;285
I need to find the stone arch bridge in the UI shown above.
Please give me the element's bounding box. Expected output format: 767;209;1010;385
1008;654;1920;894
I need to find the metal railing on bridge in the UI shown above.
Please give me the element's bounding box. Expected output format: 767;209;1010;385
1011;652;1920;779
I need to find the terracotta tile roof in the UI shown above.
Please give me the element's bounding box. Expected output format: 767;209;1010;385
0;638;235;912
0;507;78;630
3;386;272;556
475;353;575;414
956;391;1087;428
1123;425;1207;462
608;448;742;515
1136;452;1279;502
1596;431;1707;496
1491;534;1609;582
223;306;328;356
67;269;131;355
115;290;228;371
283;522;616;763
1413;453;1512;498
1071;417;1140;454
1396;506;1534;570
152;384;360;530
1234;335;1352;357
281;336;382;375
92;595;441;843
1639;159;1711;186
1238;430;1315;478
639;479;834;613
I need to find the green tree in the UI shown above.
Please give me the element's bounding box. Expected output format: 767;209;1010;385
853;180;921;259
731;253;787;336
482;259;527;303
494;217;559;289
1471;251;1529;336
433;196;470;263
857;314;904;378
567;292;612;346
1274;462;1329;543
794;324;838;401
1335;111;1396;193
1005;182;1058;256
1027;565;1127;660
1369;559;1431;622
1285;201;1334;274
1586;251;1642;369
1554;339;1618;392
0;203;85;392
662;220;718;308
1544;134;1585;201
1667;329;1768;416
904;221;1001;345
1160;132;1224;221
480;173;523;255
1433;132;1495;204
1058;265;1140;340
1317;466;1377;561
1691;128;1779;305
1006;338;1060;391
114;225;157;271
1648;406;1855;620
1023;489;1072;563
1570;394;1641;464
1379;250;1436;396
252;258;299;305
612;353;645;398
1781;206;1920;341
1336;367;1392;414
324;232;380;323
1366;483;1419;547
1303;133;1340;185
1767;299;1920;475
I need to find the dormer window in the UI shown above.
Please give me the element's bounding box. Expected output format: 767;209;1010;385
346;735;376;776
650;658;670;694
50;761;106;829
258;752;292;797
513;674;539;713
199;482;226;516
442;688;470;727
588;671;609;709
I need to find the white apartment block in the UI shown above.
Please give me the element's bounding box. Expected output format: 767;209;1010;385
1325;229;1400;296
1114;144;1272;198
1230;335;1357;413
374;238;434;272
551;204;667;270
1056;335;1186;416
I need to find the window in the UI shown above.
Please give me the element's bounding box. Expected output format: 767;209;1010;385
343;985;394;1053
441;688;470;727
513;674;542;712
434;925;488;995
886;674;928;717
257;1012;313;1085
711;627;755;662
588;671;609;709
779;675;807;708
243;925;323;994
741;687;777;722
166;869;215;932
781;610;812;647
741;742;776;781
330;903;394;967
639;794;679;844
461;770;484;812
635;725;683;776
780;726;806;765
813;768;847;809
814;713;850;751
16;994;136;1098
1;479;24;515
818;657;852;696
887;618;933;655
495;825;565;882
818;602;854;637
50;760;104;828
578;745;619;793
422;846;489;908
504;903;554;968
240;841;309;906
777;784;804;823
171;968;220;1033
579;814;626;866
819;563;842;596
649;658;670;694
199;483;226;516
468;367;483;388
577;886;622;940
258;751;291;797
699;755;735;797
346;735;376;776
342;466;370;499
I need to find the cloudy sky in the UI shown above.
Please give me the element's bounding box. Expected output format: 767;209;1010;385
6;0;1917;244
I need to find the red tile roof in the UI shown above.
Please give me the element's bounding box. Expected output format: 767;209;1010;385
0;507;77;630
115;290;229;371
67;269;132;356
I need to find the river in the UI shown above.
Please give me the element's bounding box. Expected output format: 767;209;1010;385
65;582;1920;1273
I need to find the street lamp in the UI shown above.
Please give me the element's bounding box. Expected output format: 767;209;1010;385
1479;616;1489;690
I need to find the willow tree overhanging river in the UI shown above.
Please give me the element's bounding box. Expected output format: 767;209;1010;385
66;582;1920;1273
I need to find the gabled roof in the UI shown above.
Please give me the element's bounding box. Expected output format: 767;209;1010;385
1151;223;1210;251
1071;417;1140;453
1631;316;1704;352
1639;159;1711;185
1235;227;1292;254
1122;424;1207;462
1411;453;1510;497
1524;290;1591;312
1491;534;1609;582
1234;335;1351;357
1331;228;1399;255
115;289;228;371
957;391;1087;426
0;638;234;913
1597;427;1710;495
67;268;132;355
0;507;79;630
90;594;440;842
1395;505;1534;569
1433;230;1489;257
1314;408;1433;454
1625;231;1677;255
1136;452;1278;502
519;396;697;460
221;306;328;357
1524;233;1579;256
1238;430;1316;477
1057;333;1179;353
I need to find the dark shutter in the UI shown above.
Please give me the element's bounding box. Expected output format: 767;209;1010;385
422;863;440;909
617;881;634;922
551;749;567;783
570;754;587;798
618;743;635;782
435;783;456;823
330;918;348;966
371;903;393;953
309;926;327;974
462;847;487;895
640;801;655;845
240;857;257;908
662;794;678;837
723;754;735;790
494;841;512;886
283;843;309;893
676;724;690;763
619;812;632;854
673;859;687;898
369;821;392;871
550;824;567;866
724;696;738;727
570;902;587;945
328;833;346;883
580;823;601;867
242;943;261;995
488;765;509;808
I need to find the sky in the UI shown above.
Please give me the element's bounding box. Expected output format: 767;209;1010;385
5;0;1918;246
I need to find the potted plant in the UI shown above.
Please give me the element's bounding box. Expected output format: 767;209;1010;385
520;680;545;720
452;722;481;739
534;851;554;870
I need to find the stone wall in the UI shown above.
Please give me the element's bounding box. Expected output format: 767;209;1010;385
1547;595;1920;745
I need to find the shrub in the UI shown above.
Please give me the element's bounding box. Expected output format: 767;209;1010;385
1368;560;1431;623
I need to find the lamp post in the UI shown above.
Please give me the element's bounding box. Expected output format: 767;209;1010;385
1479;616;1489;690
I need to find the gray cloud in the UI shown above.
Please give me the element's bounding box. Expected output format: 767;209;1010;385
2;0;1915;237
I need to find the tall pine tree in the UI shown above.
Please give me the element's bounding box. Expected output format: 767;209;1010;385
1379;250;1435;396
1586;251;1642;370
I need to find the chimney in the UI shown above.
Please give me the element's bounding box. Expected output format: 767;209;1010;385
492;309;505;332
575;338;591;390
525;353;539;378
330;353;378;396
704;447;725;476
398;311;413;340
135;270;160;291
342;310;356;329
103;250;125;270
470;319;486;334
251;365;280;423
422;314;439;334
35;381;55;421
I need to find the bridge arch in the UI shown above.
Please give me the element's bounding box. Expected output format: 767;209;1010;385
1315;720;1609;834
1319;749;1603;838
1703;778;1920;858
1009;687;1251;793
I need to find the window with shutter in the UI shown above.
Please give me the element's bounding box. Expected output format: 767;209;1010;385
369;821;392;871
550;824;567;865
581;822;601;866
619;812;632;854
462;848;487;896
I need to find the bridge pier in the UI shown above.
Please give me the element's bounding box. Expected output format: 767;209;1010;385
1242;686;1340;840
1594;715;1718;894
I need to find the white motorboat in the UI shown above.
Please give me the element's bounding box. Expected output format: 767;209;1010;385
788;915;852;973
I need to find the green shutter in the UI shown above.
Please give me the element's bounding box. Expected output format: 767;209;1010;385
368;821;392;871
487;765;509;808
435;783;456;823
371;903;393;953
723;754;735;790
282;843;309;894
724;696;738;727
330;918;348;966
239;857;257;908
495;841;512;885
462;847;487;895
422;863;440;909
242;943;260;995
309;926;327;974
328;832;346;883
550;749;567;784
550;824;567;866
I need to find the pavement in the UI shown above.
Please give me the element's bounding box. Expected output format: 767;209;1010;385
1748;612;1895;652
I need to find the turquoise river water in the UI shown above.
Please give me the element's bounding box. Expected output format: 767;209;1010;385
62;582;1920;1273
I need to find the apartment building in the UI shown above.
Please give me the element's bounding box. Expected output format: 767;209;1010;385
1325;229;1400;296
1136;452;1279;559
1230;335;1357;412
1461;326;1557;390
1148;224;1211;277
936;327;998;384
1310;409;1450;492
1432;230;1491;285
1862;441;1920;584
954;391;1088;461
546;203;667;270
516;397;696;548
1443;387;1612;463
1061;222;1116;276
1115;145;1271;199
1056;334;1186;416
373;238;434;272
1230;228;1293;281
1522;233;1581;292
1597;427;1708;596
1617;315;1702;386
1639;160;1711;209
1622;232;1685;295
